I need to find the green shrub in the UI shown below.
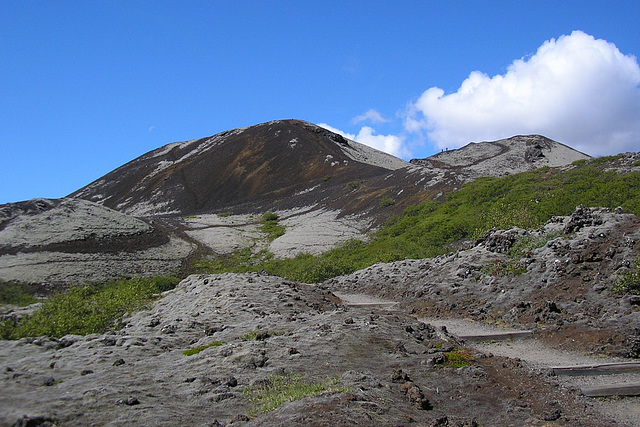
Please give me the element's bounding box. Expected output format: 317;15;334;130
379;197;396;208
243;374;349;413
0;276;180;339
346;179;364;189
443;347;475;368
613;259;640;295
0;282;38;306
261;212;285;240
262;212;279;221
217;212;232;217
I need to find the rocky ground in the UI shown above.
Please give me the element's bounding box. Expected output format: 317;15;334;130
0;273;625;426
2;121;639;425
2;205;640;425
326;205;640;360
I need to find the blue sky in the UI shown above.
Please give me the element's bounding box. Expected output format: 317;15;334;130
2;1;639;204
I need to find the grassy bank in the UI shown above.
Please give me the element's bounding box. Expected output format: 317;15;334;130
0;276;179;339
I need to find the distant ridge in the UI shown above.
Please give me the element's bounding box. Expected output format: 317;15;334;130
70;120;591;219
410;135;591;180
70;120;408;216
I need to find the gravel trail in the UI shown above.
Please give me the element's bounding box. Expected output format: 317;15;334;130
421;317;640;427
332;296;640;426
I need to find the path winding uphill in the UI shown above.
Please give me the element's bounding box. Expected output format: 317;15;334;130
338;293;640;426
0;274;622;426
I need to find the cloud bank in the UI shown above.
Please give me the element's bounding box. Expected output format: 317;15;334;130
318;123;410;158
352;109;389;125
406;31;640;156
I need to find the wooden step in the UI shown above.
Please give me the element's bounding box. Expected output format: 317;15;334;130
581;382;640;397
343;302;397;307
552;362;640;376
458;330;533;342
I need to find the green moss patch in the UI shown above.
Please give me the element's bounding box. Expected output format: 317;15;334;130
243;374;349;414
183;341;226;356
0;276;179;340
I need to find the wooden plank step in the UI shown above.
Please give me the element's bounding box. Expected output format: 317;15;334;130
552;362;640;376
458;330;533;342
344;302;398;307
581;382;640;397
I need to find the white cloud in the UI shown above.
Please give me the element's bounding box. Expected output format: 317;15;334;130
352;109;389;125
318;123;411;159
405;31;640;156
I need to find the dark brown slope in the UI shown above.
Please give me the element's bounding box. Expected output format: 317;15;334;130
70;120;408;217
70;120;593;226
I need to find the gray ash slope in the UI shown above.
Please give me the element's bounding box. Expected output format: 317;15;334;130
69;119;409;217
411;134;591;180
0;198;192;286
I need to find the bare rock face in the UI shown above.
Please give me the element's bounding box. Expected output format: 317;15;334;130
0;198;154;252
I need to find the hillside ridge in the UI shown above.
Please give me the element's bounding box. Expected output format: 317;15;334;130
2;120;640;426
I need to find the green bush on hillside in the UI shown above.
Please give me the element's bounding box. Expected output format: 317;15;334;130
0;276;180;339
0;281;38;306
613;258;640;295
261;212;285;240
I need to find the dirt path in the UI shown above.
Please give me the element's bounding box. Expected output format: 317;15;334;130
334;294;640;426
423;317;640;427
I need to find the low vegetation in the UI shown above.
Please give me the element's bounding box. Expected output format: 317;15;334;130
346;179;364;189
242;374;349;414
194;160;640;283
193;247;274;274
481;259;527;277
260;212;285;241
443;347;475;369
0;276;180;339
507;231;563;259
613;258;640;295
0;281;38;307
183;341;226;356
379;197;396;208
